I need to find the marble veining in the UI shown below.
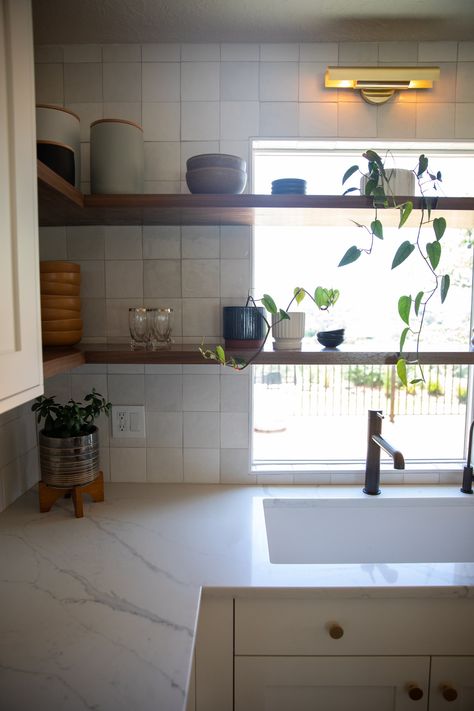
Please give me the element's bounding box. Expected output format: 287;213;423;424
1;483;473;711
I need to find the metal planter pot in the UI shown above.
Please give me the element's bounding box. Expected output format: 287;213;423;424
39;426;100;487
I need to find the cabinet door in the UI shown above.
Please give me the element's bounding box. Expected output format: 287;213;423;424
235;656;429;711
0;0;43;414
429;657;474;710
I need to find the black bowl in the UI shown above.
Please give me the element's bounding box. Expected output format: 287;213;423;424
37;141;75;185
317;330;345;348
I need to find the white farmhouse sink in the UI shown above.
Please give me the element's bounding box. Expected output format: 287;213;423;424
263;497;474;564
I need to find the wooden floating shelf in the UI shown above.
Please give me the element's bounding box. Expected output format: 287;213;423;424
38;161;474;228
42;344;474;376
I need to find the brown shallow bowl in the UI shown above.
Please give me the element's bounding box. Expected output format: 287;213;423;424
40;272;81;285
41;307;81;320
42;330;82;346
186;167;247;194
40;261;80;273
40;295;81;311
186;153;246;172
42;318;83;332
40;281;80;296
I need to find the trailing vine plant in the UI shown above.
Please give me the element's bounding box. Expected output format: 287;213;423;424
339;149;448;386
200;286;340;370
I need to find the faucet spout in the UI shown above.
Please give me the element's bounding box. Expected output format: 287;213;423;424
364;410;405;496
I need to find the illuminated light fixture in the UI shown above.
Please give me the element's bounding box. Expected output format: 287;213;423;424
325;66;440;104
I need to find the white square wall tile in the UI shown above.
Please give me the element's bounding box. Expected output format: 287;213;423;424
103;62;141;102
142;102;180;141
220;101;259;140
145;374;182;412
220;374;249;412
76;260;105;298
35;64;64;104
66;103;103;142
144;142;180;181
182;298;220;338
183;373;220;411
183;412;219;448
102;44;141;62
106;298;142;340
298;103;337;138
259;102;298;137
220;412;249;448
219;448;253;483
378;42;418;62
110;448;147;482
70;373;107;402
105;226;142;259
455;103;474;138
377;102;416;139
418;41;458;62
146;411;182;447
181;44;220;61
64;63;102;103
144;260;181;297
143;226;181;259
456;62;474;102
39;226;67;261
221;62;259;101
299;43;338;62
220;259;250;298
338;42;378;63
66;226;105;259
63;45;101;62
182;260;219;298
107;373;145;405
416;103;455;139
260;44;299;61
181;102;220;141
102;102;142;125
416;62;456;104
35;45;64;63
181;62;220;101
142;62;180;101
146;448;183;482
142;44;181;62
220;226;251;259
183;448;220;483
458;42;474;61
220;44;260;61
105;260;143;298
338;101;377;138
259;62;299;102
299;63;334;103
182;226;219;258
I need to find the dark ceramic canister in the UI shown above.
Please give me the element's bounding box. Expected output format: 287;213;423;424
37;141;75;185
223;306;266;348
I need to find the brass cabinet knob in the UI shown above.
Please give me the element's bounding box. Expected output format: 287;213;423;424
407;684;424;701
441;684;458;702
328;623;344;639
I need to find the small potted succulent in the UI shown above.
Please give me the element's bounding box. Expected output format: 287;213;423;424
32;389;111;488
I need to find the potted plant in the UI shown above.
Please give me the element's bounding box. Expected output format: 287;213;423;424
340;149;448;386
32;389;111;489
313;287;344;348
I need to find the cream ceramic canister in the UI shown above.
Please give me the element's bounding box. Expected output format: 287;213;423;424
272;311;306;350
360;168;416;196
90;119;144;194
36;104;81;188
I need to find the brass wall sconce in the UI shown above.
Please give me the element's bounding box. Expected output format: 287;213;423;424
325;66;440;104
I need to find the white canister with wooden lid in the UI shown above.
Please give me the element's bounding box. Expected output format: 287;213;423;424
90;118;144;194
36;105;81;188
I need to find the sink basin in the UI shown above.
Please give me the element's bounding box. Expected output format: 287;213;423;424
263;497;474;564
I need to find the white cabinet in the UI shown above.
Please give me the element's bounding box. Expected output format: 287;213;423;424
235;656;429;710
430;657;474;710
0;0;43;414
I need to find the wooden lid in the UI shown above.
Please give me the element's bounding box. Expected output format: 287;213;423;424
90;118;143;131
37;139;75;152
36;104;80;121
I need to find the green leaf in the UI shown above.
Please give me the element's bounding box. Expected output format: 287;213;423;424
279;309;290;320
398;295;411;325
398;201;413;228
392;240;415;269
364;178;378;197
294;287;305;304
342;164;359;185
441;274;450;304
417;154;429;177
410;378;424;385
338;246;361;267
261;294;278;314
373;186;388;207
399;326;409;353
433;216;446;241
426;240;441;270
314;286;328;309
329;289;340;306
396;358;408;387
342;187;359;196
370;219;383;240
414;291;424;316
363;150;385;177
215;345;226;364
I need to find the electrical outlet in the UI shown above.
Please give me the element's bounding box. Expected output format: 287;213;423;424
111;406;145;438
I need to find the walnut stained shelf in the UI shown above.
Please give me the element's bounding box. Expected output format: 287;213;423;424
37;160;474;228
38;160;474;375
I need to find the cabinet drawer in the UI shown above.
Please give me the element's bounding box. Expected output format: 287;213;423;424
235;597;474;656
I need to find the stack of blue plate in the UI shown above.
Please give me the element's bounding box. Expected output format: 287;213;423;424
271;178;307;195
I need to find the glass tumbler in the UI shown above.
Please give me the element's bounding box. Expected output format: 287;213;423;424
150;308;174;349
129;307;152;350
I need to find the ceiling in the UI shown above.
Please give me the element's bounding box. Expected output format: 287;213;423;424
32;0;474;45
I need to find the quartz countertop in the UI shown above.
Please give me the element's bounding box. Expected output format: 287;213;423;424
1;483;473;711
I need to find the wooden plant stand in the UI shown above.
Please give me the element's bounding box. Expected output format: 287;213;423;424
39;471;104;518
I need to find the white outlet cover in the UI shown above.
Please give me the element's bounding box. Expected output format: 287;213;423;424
111;405;146;438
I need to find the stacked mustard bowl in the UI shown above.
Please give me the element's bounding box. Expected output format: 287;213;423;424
40;261;82;345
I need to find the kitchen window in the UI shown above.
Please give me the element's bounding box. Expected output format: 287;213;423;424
251;140;474;473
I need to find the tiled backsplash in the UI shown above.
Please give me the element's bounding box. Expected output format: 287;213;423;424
2;40;472;508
